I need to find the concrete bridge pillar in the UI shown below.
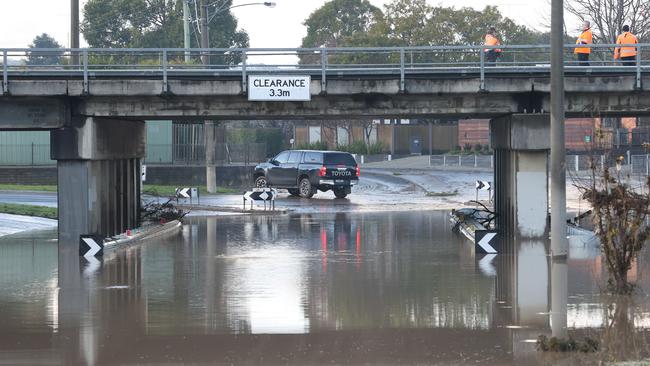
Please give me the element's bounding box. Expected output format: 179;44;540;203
51;117;145;245
491;114;550;243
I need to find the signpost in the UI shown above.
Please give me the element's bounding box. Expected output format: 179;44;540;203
243;188;277;210
248;75;311;101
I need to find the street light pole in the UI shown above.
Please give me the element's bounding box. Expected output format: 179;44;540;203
198;0;218;193
200;1;275;193
550;0;567;257
71;0;80;65
183;0;191;62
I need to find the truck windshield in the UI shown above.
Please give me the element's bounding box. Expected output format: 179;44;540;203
324;153;357;166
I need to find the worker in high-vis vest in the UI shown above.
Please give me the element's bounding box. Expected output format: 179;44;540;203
484;27;502;65
575;21;593;66
614;25;638;66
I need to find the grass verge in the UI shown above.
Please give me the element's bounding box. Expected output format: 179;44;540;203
0;184;238;196
0;184;57;192
0;203;58;219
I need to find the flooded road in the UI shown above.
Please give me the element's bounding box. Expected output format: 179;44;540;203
1;211;650;365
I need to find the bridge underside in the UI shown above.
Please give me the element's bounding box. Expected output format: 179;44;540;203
0;72;642;250
1;73;650;128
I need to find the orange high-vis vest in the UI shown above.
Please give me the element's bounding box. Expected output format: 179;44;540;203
575;28;593;54
484;34;502;53
615;32;638;59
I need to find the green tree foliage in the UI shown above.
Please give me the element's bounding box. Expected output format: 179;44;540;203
301;0;383;48
82;0;249;50
302;0;547;65
27;33;63;66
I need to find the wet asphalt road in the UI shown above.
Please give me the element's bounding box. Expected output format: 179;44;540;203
0;170;493;214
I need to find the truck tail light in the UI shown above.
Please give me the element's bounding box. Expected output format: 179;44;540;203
356;166;361;177
319;166;327;177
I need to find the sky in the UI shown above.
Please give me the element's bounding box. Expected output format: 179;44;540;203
2;0;555;50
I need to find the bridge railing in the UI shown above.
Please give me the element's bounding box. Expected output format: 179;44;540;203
1;44;648;94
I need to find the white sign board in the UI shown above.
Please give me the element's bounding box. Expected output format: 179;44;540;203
248;75;311;101
141;165;147;182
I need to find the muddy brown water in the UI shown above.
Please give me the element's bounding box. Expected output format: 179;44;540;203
1;211;649;365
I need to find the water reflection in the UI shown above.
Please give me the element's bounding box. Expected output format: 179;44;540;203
0;212;649;364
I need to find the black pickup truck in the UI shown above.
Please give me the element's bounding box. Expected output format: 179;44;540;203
253;150;360;198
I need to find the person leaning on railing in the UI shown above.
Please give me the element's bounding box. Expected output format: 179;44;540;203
574;21;593;66
614;25;638;66
484;27;502;65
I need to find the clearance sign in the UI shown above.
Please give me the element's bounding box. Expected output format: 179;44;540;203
248;75;311;101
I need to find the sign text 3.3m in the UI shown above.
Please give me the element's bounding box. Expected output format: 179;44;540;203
248;76;311;101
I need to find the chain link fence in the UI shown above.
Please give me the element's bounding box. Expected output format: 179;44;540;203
145;143;267;166
0;144;54;166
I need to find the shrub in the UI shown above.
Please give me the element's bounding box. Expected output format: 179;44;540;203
294;141;328;151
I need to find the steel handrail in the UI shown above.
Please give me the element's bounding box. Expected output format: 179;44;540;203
2;44;648;95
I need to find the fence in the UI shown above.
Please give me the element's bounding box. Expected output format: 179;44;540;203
145;143;267;166
429;155;494;169
428;154;648;173
0;144;53;166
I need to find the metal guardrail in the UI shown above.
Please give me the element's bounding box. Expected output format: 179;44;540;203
1;44;648;95
429;153;650;174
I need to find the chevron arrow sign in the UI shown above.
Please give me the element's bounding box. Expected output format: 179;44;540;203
79;235;104;258
175;187;192;198
243;188;277;202
475;180;492;191
474;230;499;254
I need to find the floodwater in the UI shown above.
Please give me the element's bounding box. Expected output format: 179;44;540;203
1;211;650;365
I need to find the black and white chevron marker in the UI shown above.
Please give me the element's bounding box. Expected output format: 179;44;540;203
175;187;193;198
79;235;104;258
475;181;492;191
243;188;277;202
475;230;499;254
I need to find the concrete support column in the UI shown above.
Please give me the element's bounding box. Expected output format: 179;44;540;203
52;117;145;245
491;114;550;240
205;121;218;193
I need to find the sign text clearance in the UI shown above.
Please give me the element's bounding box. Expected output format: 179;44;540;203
248;76;311;101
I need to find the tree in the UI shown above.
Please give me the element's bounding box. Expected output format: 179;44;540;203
301;0;383;49
565;0;650;44
82;0;249;50
27;33;64;66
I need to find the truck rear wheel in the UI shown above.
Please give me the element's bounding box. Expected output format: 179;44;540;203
255;175;268;188
299;178;314;198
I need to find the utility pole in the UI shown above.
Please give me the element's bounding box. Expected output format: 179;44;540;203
550;0;567;257
199;0;217;193
71;0;80;66
199;0;210;64
183;0;191;63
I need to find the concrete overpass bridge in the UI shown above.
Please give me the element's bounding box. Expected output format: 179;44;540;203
1;45;649;246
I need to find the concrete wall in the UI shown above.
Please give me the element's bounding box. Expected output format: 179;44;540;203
145;166;253;188
0;166;254;188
